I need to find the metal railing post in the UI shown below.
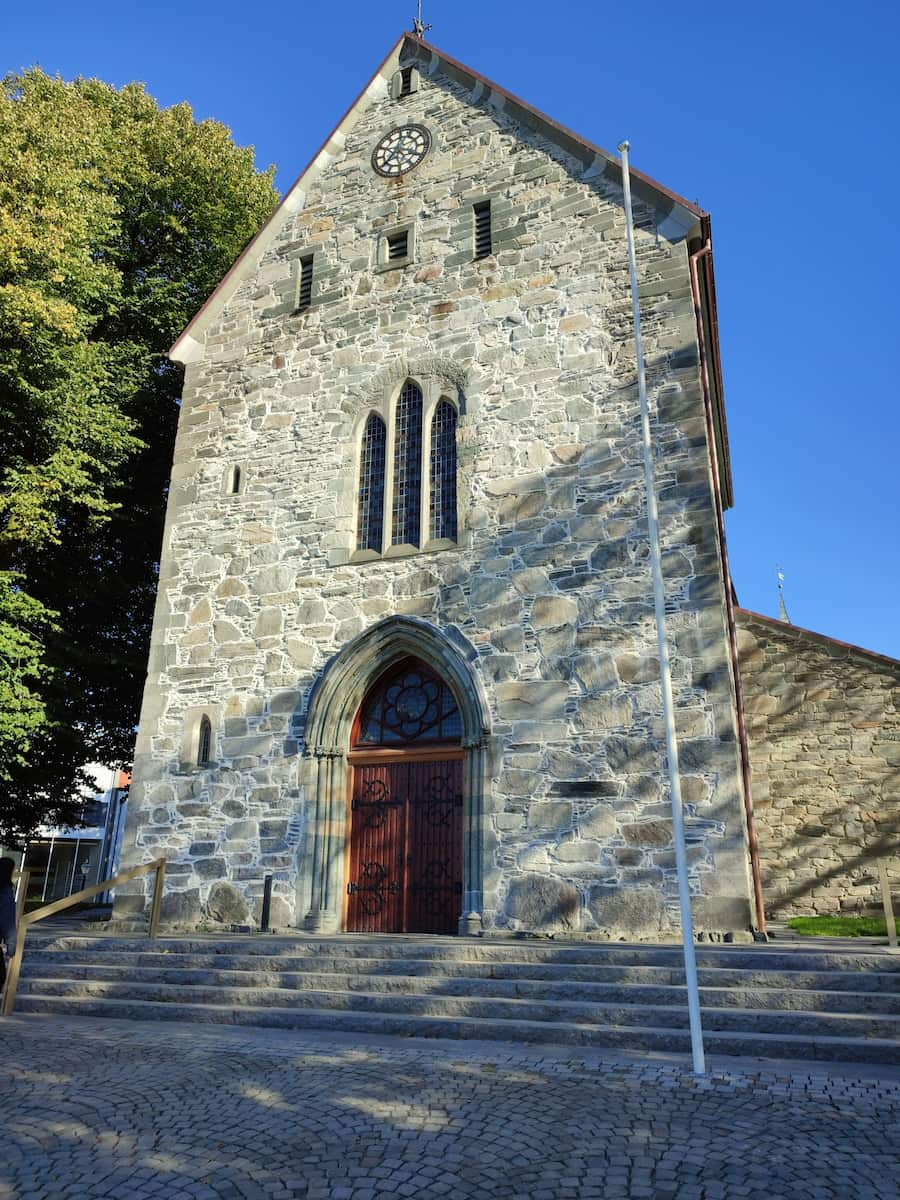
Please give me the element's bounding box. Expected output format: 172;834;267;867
260;874;273;933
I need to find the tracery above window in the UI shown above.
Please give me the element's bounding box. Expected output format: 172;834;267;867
354;658;462;746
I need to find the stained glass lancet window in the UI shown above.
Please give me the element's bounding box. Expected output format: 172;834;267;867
391;380;423;546
354;658;462;745
429;400;457;541
357;413;387;552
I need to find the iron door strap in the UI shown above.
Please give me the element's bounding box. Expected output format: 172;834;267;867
351;776;400;829
418;770;462;827
408;858;463;922
408;859;462;894
347;860;401;917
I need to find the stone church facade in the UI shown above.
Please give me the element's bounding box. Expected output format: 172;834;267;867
116;33;756;938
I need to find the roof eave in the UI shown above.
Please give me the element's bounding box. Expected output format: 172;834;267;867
737;608;900;671
406;33;703;231
698;213;734;509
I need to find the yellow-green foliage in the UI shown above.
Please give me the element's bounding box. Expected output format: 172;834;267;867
0;69;276;549
0;69;277;842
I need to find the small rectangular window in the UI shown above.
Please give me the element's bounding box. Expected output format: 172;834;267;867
474;202;492;259
376;224;415;272
386;231;409;262
400;67;414;97
295;253;314;311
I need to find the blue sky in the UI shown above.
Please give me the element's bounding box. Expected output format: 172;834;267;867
5;0;899;657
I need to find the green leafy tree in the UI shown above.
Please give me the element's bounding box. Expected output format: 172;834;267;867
0;576;53;769
0;69;277;845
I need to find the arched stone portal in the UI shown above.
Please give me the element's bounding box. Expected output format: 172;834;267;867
299;616;492;934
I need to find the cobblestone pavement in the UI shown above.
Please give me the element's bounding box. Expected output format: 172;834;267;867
2;1016;900;1200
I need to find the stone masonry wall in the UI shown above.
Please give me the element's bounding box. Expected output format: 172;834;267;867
737;609;900;918
117;41;753;936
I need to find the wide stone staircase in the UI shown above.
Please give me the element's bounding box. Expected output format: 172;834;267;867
12;932;900;1064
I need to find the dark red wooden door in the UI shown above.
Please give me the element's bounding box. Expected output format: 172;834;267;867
347;758;462;935
405;759;463;935
346;763;404;935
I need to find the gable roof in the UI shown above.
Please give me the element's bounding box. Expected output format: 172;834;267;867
736;608;900;674
167;31;733;505
169;31;706;366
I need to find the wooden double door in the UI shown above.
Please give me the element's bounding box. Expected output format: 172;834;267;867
346;756;463;935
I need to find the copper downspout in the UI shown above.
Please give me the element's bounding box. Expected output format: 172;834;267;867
688;241;767;936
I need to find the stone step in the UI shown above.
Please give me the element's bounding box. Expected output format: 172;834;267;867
17;976;900;1039
18;934;898;1062
18;961;900;1014
26;950;695;982
23;946;900;992
15;992;900;1065
26;934;900;975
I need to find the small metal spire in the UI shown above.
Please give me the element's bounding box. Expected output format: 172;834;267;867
776;564;791;623
412;0;432;37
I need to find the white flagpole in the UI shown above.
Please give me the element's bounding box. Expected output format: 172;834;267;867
617;140;706;1074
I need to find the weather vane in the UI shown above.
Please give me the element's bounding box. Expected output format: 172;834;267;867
413;0;432;37
776;564;791;624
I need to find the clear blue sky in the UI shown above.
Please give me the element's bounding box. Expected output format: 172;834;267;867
5;0;899;657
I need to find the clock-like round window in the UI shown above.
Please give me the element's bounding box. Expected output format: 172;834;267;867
371;125;431;177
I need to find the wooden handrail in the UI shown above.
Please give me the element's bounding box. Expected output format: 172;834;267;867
879;858;898;950
1;857;166;1017
15;869;31;926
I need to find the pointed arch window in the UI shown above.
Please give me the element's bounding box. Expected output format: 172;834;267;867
352;377;460;559
197;715;212;766
429;400;457;542
356;413;387;552
391;380;422;547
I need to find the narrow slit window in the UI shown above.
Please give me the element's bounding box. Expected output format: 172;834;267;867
429;400;458;542
474;201;492;259
197;716;212;766
392;381;423;546
296;254;314;311
357;413;387;552
399;67;414;96
386;230;408;262
229;465;241;495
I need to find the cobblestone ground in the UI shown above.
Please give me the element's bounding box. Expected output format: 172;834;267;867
2;1016;899;1200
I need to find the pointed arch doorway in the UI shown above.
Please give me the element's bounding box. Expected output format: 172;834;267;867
301;615;490;936
346;657;463;934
